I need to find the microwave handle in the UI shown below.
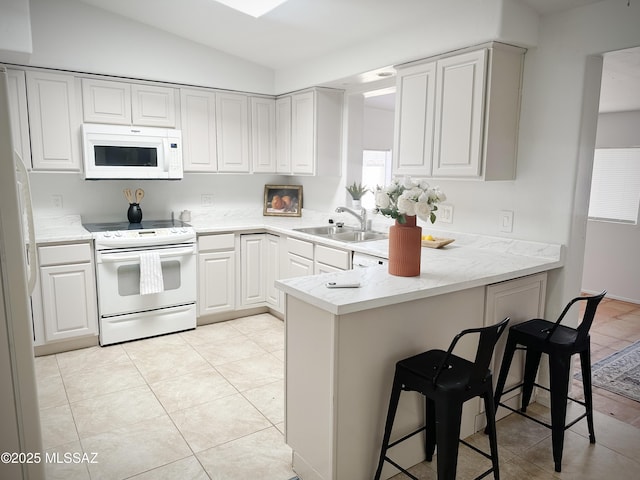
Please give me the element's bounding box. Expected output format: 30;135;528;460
97;246;195;264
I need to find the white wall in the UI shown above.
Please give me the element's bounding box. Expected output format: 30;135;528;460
1;0;274;94
582;110;640;303
363;106;394;151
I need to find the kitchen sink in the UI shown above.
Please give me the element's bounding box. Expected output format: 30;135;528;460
293;225;357;236
293;225;387;243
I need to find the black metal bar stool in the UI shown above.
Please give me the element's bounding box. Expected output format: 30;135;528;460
374;318;509;480
492;291;606;473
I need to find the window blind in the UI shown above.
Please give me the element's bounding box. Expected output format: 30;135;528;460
588;148;640;224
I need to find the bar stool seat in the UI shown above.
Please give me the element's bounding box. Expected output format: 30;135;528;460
492;291;606;473
374;318;509;480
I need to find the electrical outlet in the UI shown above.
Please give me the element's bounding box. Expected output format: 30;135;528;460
439;205;453;223
52;194;63;209
499;210;514;233
201;194;214;206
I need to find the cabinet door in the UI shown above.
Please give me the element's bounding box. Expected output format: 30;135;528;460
40;263;98;342
6;69;32;168
291;91;315;175
484;273;547;418
181;88;218;172
265;234;281;311
393;62;436;177
26;71;81;171
240;234;266;306
314;262;344;275
131;84;177;127
251;97;276;173
286;252;314;278
198;251;235;316
275;96;292;173
216;92;250;172
81;78;132;124
432;49;486;178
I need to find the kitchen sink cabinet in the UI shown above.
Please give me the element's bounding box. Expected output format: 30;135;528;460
250;97;276;173
180;88;218;172
285;237;351;278
38;243;98;342
198;234;236;317
81;78;177;128
278;87;343;176
216;92;250;173
5;69;32;168
314;244;351;274
26;71;82;171
393;43;525;180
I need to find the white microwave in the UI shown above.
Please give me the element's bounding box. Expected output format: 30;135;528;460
82;124;183;180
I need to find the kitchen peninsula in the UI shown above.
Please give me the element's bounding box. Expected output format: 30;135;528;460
276;237;563;480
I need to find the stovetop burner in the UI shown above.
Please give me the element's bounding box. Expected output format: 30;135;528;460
83;220;190;232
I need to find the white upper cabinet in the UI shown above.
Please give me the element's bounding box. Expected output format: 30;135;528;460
82;78;177;127
180;88;218;172
81;78;132;124
393;61;436;177
393;43;525;180
6;69;32;168
216;92;250;173
275;96;292;174
432;49;487;178
131;83;177;127
26;71;82;171
288;87;342;176
250;97;276;173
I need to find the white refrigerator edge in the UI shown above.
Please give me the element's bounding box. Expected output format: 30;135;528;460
0;66;45;480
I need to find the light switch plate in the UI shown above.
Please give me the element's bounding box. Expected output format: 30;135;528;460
499;210;514;233
52;194;63;209
201;194;214;206
439;205;453;224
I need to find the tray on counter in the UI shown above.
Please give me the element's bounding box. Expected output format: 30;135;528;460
421;237;455;249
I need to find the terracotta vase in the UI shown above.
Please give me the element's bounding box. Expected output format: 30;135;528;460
388;215;422;277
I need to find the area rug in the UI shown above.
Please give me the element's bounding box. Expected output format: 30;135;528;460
582;340;640;402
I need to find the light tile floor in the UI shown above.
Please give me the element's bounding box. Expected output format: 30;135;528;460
35;301;640;480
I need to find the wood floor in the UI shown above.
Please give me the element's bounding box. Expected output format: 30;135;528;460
574;296;640;428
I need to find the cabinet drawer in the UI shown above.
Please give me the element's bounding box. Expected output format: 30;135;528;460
287;237;314;260
198;233;235;252
315;245;350;270
38;243;92;266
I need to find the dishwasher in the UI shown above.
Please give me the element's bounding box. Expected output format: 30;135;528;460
352;251;388;268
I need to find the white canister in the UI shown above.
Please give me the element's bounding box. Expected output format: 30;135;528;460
180;210;191;222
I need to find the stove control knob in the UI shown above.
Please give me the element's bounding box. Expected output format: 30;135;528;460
115;231;122;237
170;228;178;234
103;232;111;238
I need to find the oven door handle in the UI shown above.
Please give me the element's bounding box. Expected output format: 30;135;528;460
97;246;196;264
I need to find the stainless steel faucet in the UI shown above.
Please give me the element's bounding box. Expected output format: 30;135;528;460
335;206;368;231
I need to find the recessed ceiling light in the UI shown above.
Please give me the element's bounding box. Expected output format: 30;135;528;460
212;0;289;18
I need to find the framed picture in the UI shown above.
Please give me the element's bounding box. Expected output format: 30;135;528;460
263;185;303;217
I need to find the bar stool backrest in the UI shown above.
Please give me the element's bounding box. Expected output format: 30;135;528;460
433;317;510;389
544;291;607;345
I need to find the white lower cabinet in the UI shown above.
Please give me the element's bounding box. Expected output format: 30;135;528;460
198;234;236;316
285;237;314;278
240;233;282;311
314;244;351;274
240;234;267;306
482;272;547;423
38;243;98;342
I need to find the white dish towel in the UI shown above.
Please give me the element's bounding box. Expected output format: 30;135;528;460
139;251;164;295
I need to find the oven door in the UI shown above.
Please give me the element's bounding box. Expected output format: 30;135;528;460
96;244;196;317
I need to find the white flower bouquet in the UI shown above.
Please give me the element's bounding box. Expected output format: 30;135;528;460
375;176;446;224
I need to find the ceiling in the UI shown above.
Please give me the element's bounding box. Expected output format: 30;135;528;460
76;0;638;112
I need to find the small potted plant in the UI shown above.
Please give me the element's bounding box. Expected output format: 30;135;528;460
346;181;370;208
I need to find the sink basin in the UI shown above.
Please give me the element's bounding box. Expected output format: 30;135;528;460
293;225;357;236
331;231;388;243
293;225;387;243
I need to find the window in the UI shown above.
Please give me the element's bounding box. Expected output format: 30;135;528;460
588;148;640;224
361;150;393;210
